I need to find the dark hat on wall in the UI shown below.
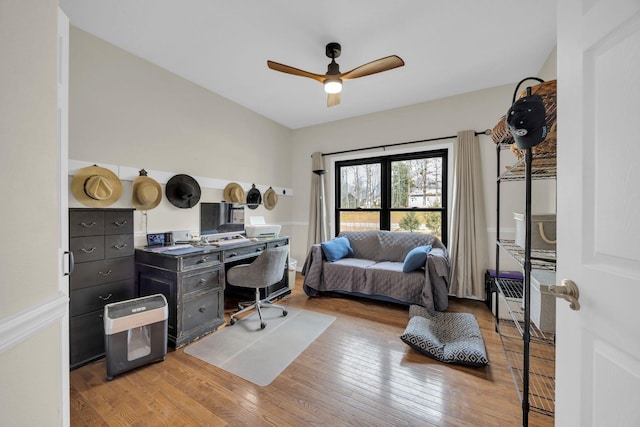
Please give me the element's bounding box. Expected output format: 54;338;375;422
132;169;162;210
223;182;245;204
246;184;262;210
165;174;201;208
506;94;548;149
263;187;278;210
71;164;122;207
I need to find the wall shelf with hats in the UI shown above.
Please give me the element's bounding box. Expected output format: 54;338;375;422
68;159;294;199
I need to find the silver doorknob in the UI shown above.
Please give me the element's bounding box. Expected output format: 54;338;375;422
549;279;580;311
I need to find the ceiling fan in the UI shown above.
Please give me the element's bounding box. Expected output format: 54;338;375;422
267;42;405;107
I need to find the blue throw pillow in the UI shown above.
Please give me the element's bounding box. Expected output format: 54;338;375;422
402;245;433;272
321;236;353;262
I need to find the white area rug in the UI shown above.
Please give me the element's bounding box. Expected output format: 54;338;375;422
184;306;335;386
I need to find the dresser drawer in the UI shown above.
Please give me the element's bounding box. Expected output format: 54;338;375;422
70;236;105;263
104;210;133;235
70;279;135;316
70;257;134;291
70;309;105;368
224;244;266;262
183;268;222;297
182;290;222;333
105;234;134;258
69;210;104;237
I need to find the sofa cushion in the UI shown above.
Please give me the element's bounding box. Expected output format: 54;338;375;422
400;308;489;367
402;245;433;272
321;236;354;262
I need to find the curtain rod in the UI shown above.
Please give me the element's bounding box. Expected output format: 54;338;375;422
321;129;492;157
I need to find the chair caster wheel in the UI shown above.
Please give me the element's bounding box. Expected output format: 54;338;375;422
283;310;288;317
230;318;237;325
260;322;266;329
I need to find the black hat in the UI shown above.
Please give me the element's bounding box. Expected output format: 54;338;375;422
506;94;548;149
246;184;262;210
165;174;201;208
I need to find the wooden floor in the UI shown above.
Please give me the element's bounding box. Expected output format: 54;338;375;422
70;274;553;426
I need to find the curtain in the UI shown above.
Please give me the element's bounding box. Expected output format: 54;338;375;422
448;130;487;299
307;152;329;247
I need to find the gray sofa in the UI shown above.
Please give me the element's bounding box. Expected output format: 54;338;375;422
301;231;450;313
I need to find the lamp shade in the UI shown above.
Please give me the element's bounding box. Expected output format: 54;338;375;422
324;79;342;94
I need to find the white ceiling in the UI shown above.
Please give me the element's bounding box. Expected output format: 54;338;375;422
59;0;557;130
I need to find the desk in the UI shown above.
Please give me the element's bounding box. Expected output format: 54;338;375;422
135;237;289;347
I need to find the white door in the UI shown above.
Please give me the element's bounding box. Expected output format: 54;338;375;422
58;7;71;425
556;1;640;426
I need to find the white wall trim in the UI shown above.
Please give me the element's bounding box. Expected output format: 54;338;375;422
0;292;68;354
69;159;294;197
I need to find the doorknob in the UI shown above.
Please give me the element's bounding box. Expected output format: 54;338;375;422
549;279;580;311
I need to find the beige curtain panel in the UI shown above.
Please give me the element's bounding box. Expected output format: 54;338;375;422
307;152;329;247
448;130;487;299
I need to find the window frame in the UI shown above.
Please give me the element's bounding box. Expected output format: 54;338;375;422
334;149;448;245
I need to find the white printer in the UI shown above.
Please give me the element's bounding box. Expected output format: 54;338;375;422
245;216;281;238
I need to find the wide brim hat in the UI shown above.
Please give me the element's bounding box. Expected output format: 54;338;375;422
246;184;262;210
506;94;548;149
132;169;162;210
223;182;245;204
165;174;201;208
263;187;278;210
71;164;122;207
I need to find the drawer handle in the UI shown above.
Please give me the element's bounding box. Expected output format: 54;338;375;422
98;293;113;301
228;252;237;257
81;247;96;254
98;269;112;276
114;243;128;250
198;306;206;313
80;222;96;228
114;220;128;227
198;278;207;285
198;256;210;263
256;248;262;252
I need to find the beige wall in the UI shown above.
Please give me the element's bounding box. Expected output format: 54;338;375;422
0;0;65;425
68;27;294;245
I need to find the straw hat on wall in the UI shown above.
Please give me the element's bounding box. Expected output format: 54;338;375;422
223;182;245;204
131;169;162;210
263;187;278;210
71;164;122;207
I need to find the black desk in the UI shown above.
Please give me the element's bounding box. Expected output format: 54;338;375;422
135;237;289;347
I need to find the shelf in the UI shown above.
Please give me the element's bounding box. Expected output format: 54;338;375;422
497;149;556;182
495;278;556;345
497;239;556;271
498;328;556;417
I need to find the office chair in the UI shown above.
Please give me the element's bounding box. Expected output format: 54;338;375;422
227;245;289;329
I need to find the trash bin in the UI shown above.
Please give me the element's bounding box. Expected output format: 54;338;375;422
104;294;168;381
288;259;297;289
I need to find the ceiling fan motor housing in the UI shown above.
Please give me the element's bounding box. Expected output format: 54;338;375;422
326;42;341;59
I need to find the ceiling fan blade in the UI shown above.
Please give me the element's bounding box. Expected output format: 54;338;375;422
341;55;405;81
327;92;341;108
267;60;326;83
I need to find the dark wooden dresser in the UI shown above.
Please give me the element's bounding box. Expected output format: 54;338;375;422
69;208;135;369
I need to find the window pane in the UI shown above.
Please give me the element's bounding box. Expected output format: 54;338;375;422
391;158;443;208
339;211;380;231
339;163;381;208
390;211;442;240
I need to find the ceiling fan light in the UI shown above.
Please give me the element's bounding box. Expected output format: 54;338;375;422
324;79;342;94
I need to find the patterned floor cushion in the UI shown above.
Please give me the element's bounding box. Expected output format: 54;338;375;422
401;305;489;367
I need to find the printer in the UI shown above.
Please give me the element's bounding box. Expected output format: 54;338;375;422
245;216;281;238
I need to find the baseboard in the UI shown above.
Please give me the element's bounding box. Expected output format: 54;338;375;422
0;292;68;354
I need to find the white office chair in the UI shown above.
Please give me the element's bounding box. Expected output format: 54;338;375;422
227;245;289;329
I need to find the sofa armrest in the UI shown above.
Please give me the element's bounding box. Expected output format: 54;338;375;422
427;247;450;311
301;244;325;295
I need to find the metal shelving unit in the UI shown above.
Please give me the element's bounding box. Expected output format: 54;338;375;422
494;142;556;425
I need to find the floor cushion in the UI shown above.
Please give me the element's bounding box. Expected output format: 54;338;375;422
401;305;489;367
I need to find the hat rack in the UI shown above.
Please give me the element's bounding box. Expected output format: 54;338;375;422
68;159;293;199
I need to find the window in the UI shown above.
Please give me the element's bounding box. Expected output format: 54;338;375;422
335;150;448;244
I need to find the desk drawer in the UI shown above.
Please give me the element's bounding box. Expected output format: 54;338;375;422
105;234;134;258
69;210;104;237
267;240;288;249
182;290;222;333
70;236;105;263
224;244;266;261
71;257;134;291
70;279;135;316
183;268;222;297
181;252;220;271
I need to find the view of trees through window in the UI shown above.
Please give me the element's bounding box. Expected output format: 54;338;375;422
336;150;448;243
